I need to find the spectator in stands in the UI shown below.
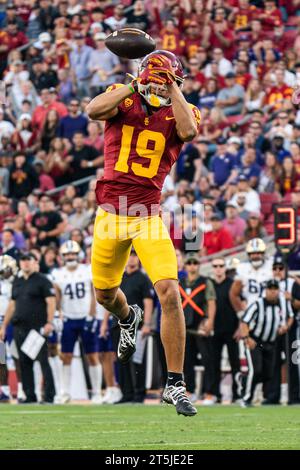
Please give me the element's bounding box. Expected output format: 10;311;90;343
243;79;266;114
202;213;234;256
58;100;88;141
66;132;103;187
244;212;267;241
84;121;104;154
209;137;238;187
222;202;246;246
70;32;93;98
0;228;20;259
215;72;245;116
9;153;39;200
68;197;91;231
30;195;65;248
88;32;122;97
230;174;261;212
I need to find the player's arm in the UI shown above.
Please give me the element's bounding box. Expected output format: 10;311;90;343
89;283;96;318
86;84;133;121
53;283;62;311
141;297;154;337
0;300;15;340
229;280;244;317
168;82;198;142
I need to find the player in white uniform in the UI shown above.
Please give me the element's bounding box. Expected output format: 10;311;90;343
0;255;18;402
230;238;274;316
51;241;102;404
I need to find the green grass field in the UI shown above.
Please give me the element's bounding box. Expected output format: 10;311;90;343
0;404;299;450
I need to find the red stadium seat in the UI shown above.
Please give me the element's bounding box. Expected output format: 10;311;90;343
260;193;280;220
265;213;275;235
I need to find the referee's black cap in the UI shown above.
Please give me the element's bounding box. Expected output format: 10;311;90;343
266;279;279;289
273;255;284;266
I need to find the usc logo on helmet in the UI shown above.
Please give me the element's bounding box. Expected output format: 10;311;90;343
124;98;133;108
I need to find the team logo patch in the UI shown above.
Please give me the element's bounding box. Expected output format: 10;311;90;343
124;98;133;107
189;104;201;125
148;57;164;67
144;117;150;126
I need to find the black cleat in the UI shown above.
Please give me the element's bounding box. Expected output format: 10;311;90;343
162;382;197;417
117;304;143;364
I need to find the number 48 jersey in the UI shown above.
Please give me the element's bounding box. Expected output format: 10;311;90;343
51;264;92;319
235;258;273;307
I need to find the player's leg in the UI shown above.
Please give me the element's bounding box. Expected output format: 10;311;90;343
60;319;78;403
82;319;102;403
47;336;62;403
99;321;122;404
0;364;10;403
132;215;196;416
92;209;143;363
242;345;262;407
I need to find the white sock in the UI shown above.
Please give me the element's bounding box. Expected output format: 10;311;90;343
281;383;288;403
17;382;24;400
33;361;42;402
62;365;71;397
89;364;102;396
49;356;62;396
1;385;10;396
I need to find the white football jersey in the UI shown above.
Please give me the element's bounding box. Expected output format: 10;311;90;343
0;279;12;323
51;264;92;319
235;258;273;307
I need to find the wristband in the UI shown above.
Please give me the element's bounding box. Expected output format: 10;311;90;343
127;83;135;95
88;161;93;168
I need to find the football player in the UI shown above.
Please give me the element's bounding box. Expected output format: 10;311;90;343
51;241;102;404
0;255;18;402
86;50;201;416
229;238;273;317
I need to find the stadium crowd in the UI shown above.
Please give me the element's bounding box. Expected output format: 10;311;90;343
0;0;300;406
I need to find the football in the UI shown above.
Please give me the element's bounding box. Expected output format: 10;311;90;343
105;28;156;59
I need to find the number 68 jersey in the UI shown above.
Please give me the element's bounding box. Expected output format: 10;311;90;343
51;264;92;319
95;84;201;215
235;258;273;307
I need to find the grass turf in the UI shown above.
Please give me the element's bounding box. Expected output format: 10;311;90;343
0;404;299;450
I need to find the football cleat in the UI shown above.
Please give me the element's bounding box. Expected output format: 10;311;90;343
117;305;143;364
162;382;197;417
240;400;253;408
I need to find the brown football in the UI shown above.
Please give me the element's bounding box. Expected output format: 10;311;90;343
105;28;156;60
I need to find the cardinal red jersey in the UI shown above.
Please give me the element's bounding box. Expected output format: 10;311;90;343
95;87;201;215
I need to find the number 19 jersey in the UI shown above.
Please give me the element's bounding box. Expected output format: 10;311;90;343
51;264;92;319
95;86;201;215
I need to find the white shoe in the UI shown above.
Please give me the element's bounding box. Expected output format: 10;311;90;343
91;394;104;405
60;393;71;404
200;395;217;406
102;387;123;404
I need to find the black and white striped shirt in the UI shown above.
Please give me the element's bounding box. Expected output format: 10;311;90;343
242;297;294;343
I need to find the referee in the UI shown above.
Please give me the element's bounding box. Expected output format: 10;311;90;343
264;255;300;404
0;253;56;403
239;279;294;408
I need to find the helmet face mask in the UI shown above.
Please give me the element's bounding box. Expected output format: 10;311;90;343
0;255;18;281
138;50;184;108
246;238;266;268
60;241;80;269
